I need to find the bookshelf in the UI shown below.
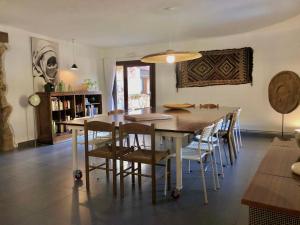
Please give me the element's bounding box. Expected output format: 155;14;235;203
36;91;102;144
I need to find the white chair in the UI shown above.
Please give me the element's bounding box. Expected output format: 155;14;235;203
234;108;242;150
194;119;224;178
164;124;218;204
219;113;238;164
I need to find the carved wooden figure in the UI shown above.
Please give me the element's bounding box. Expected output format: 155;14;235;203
0;40;14;151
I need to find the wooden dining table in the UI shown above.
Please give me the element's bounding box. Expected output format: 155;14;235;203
62;106;237;195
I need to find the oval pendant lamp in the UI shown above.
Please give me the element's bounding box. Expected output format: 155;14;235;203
141;6;202;64
70;39;78;70
141;49;201;64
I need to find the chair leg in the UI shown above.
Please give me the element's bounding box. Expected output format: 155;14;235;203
231;134;237;159
151;164;156;204
164;159;168;196
209;153;217;191
217;139;224;178
120;160;124;199
105;159;110;180
85;155;90;191
138;162;142;189
227;138;233;165
199;157;208;204
167;158;171;191
188;160;191;173
234;129;240;153
211;151;220;189
131;162;135;185
238;121;242;147
113;159;117;197
222;139;229;166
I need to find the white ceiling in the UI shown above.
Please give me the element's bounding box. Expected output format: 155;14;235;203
0;0;300;47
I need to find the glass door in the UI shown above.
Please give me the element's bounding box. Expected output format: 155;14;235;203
114;61;155;111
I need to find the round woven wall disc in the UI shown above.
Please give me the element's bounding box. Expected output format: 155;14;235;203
268;71;300;114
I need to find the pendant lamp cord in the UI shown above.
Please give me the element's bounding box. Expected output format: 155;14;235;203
72;39;76;64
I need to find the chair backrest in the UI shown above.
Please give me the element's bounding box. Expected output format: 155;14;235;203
199;123;215;143
228;112;238;135
200;104;219;109
212;118;223;134
108;109;124;115
221;113;231;131
119;122;155;161
84;120;116;152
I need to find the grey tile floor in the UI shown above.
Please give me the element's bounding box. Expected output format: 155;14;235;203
0;135;272;225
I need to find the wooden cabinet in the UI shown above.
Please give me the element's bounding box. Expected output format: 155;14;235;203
36;91;102;144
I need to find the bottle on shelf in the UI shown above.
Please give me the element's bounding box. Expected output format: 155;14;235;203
59;100;63;110
94;106;98;115
91;105;94;118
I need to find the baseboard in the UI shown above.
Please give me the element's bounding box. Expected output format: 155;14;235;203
241;129;294;138
17;139;37;149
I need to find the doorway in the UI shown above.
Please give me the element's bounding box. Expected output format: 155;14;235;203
113;61;155;111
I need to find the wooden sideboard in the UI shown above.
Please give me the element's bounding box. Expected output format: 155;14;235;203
36;91;102;144
241;138;300;224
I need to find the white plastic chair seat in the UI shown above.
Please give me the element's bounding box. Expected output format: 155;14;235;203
195;135;218;143
166;149;207;161
182;149;207;160
185;141;213;151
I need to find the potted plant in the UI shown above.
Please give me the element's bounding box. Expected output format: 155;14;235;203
82;79;97;91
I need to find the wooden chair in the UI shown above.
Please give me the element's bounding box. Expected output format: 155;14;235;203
118;122;171;204
84;120;130;196
200;104;219;109
78;110;125;148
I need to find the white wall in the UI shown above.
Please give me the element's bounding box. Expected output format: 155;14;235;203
0;24;105;145
1;14;300;145
103;15;300;133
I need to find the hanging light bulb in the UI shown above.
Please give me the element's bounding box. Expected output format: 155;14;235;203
70;39;78;70
166;54;175;64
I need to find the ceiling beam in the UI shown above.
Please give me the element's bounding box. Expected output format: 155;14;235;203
0;32;8;43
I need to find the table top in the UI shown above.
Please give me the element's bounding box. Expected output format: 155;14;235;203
241;138;300;216
61;106;237;134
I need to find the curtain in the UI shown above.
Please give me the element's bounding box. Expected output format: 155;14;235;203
103;57;116;111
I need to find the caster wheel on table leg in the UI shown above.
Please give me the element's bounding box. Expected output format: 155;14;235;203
171;189;181;199
74;170;82;180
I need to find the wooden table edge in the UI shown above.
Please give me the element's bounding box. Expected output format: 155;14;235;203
61;121;197;134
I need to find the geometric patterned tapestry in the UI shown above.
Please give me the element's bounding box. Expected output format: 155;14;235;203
176;47;253;88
